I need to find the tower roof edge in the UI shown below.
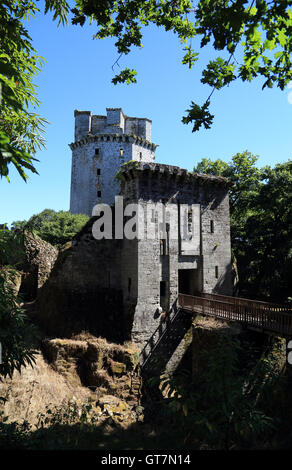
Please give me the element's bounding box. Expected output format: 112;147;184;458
74;110;92;117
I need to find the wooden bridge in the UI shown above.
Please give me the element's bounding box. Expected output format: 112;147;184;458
139;292;292;373
178;292;292;338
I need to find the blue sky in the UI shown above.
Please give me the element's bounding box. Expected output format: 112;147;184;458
1;6;292;226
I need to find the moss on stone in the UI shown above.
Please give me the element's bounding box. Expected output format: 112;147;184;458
110;361;127;375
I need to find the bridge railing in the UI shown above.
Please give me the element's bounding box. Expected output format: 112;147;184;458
194;291;292;313
178;293;292;337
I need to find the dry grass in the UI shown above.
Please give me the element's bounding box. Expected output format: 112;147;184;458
70;331;99;341
0;352;92;428
0;335;141;431
71;332;138;355
193;315;242;335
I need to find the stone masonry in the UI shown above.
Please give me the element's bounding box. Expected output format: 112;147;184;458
69;108;157;215
63;107;233;372
118;162;233;348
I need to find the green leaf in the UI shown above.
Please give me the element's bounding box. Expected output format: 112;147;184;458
277;30;287;47
182;46;199;69
112;68;137;85
182;100;214;132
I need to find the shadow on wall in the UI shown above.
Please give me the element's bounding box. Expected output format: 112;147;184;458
35;284;125;342
209;189;226;210
32;218;127;343
213;262;233;295
140;300;193;377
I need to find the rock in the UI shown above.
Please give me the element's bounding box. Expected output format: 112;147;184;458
1;267;23;297
4;230;58;301
110;360;127;376
0;336;143;431
85;342;104;368
134;405;144;416
42;338;88;386
42;336;141;406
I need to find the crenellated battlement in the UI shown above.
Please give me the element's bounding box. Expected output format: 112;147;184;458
74;107;152;142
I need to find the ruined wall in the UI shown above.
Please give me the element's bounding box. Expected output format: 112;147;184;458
4;231;58;301
37;159;232;372
120;238;139;339
42;335;140;405
0;336;142;429
35;219;125;341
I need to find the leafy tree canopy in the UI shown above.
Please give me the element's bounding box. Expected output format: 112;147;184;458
0;0;69;181
2;1;292;181
194;153;292;302
11;209;89;248
193;150;261;218
71;0;292;131
0;228;38;378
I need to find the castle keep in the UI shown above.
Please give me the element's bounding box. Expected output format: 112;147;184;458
44;106;234;368
70;108;157;215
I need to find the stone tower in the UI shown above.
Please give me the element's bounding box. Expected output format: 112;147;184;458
69;108;158;216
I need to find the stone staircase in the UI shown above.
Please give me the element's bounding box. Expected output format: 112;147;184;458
129;370;143;405
139;308;193;377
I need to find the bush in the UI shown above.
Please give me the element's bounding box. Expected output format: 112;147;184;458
12;209;89;248
0;227;38;378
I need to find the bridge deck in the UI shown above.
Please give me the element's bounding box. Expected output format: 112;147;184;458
178;293;292;337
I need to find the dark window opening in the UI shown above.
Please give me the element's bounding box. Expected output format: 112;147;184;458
95;148;99;155
210;220;214;233
160;280;168;311
215;266;219;278
178;269;201;295
97;190;101;197
97;168;101;175
160;281;166;297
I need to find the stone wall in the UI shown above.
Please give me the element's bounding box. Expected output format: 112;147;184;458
75;108;152;141
70;108;157;214
35;219;126;341
70;136;156;214
192;316;243;380
119;162;233;350
37;152;233;381
5;231;58;301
